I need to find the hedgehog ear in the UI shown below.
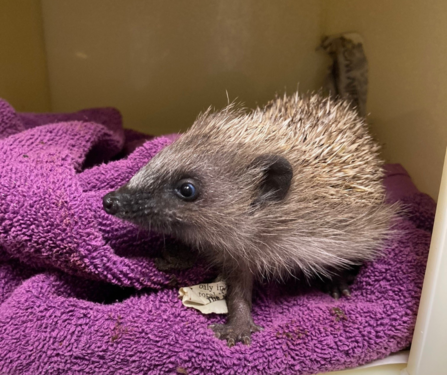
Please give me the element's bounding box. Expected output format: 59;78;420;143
251;154;293;206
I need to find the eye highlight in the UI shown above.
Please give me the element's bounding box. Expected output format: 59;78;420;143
175;179;199;201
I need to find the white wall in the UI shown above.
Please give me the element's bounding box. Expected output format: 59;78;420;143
41;0;327;136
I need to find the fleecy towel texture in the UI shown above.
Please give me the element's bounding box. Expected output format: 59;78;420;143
0;99;436;375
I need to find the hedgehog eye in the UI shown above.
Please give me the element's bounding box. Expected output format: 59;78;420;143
175;179;199;201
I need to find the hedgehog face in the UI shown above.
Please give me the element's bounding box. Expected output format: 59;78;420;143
102;141;293;248
102;157;208;234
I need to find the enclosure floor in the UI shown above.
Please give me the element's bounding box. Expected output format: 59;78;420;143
319;364;406;375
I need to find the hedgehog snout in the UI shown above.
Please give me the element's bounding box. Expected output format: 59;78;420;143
102;187;153;218
103;191;122;215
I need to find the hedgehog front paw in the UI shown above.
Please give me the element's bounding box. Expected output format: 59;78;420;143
154;241;197;271
209;321;263;347
324;279;352;299
321;265;362;299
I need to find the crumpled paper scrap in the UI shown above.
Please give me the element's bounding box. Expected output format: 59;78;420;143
179;281;228;314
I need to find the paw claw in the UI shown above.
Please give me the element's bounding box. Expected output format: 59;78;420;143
209;321;261;347
251;324;263;333
227;338;235;347
319;265;361;300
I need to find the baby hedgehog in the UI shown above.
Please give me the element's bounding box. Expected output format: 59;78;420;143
103;93;396;347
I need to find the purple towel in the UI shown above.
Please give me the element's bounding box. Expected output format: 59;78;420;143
0;99;435;375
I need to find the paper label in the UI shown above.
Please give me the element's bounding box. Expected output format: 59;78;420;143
179;281;228;314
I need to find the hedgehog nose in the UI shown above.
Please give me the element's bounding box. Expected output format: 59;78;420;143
103;192;121;215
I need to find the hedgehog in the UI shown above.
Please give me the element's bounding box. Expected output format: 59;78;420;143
103;93;397;347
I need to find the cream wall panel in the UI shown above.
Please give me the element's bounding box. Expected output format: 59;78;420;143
41;0;327;135
324;0;447;199
0;0;50;112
